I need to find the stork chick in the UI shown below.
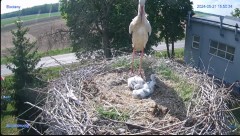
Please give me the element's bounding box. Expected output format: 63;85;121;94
132;74;157;99
127;75;145;90
129;0;152;76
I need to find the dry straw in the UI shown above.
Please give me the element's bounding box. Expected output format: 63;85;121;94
22;52;239;135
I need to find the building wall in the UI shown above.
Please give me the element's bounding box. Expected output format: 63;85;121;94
184;21;240;83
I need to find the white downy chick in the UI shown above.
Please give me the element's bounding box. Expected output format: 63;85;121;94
148;74;157;93
134;83;144;90
132;82;151;99
132;87;150;99
132;74;157;99
127;75;145;90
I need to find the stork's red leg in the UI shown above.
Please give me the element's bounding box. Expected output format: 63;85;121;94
131;48;135;73
139;48;144;76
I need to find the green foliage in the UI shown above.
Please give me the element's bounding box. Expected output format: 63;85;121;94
60;0;140;58
1;76;15;91
111;57;131;69
174;48;184;59
7;18;42;101
97;106;129;121
1;76;15;110
177;81;194;102
1;57;9;65
1;103;19;135
231;8;240;18
157;64;179;81
60;0;192;59
146;0;193;58
1;76;18;135
38;66;64;81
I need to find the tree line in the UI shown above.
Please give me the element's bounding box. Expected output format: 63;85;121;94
1;3;60;19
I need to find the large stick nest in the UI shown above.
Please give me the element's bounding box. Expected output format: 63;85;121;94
26;54;239;135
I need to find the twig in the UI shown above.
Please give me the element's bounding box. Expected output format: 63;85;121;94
24;121;43;135
102;117;174;135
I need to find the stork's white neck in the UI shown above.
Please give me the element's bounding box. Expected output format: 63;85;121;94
138;4;145;16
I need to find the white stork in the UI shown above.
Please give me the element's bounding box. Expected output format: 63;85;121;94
129;0;152;76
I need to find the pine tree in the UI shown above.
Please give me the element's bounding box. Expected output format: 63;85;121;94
7;18;41;90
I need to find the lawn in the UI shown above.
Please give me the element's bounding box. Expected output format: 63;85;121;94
1;12;61;27
1;103;19;135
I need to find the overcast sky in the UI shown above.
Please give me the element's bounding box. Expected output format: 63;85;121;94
1;0;240;16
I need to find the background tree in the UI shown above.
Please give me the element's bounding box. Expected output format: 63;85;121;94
146;0;193;58
231;8;240;18
7;18;42;102
60;0;158;59
60;0;192;59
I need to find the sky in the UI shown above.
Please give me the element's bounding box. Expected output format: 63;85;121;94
1;0;240;16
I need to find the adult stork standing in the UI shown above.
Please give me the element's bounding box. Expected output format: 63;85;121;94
129;0;151;76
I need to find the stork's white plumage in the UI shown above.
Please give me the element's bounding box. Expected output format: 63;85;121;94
129;0;151;76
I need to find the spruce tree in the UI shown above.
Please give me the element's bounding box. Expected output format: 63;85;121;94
7;18;41;91
6;18;45;130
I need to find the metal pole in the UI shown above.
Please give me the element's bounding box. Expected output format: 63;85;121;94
220;16;224;36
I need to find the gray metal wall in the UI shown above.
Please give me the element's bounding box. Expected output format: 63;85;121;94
184;21;240;83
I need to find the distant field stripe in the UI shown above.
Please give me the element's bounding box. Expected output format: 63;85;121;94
1;12;61;27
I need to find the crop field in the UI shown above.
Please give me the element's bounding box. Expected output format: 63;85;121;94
1;12;61;27
1;14;71;57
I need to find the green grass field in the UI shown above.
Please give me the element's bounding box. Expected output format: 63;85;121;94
1;12;61;27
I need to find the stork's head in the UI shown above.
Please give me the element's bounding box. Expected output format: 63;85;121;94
138;0;146;21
